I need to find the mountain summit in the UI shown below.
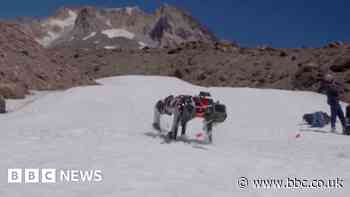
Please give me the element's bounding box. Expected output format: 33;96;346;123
16;5;217;49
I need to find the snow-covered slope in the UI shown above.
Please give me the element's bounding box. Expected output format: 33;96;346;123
0;76;349;197
101;29;135;39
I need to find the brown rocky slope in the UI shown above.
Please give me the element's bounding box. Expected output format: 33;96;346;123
7;5;350;102
51;41;350;102
0;22;94;98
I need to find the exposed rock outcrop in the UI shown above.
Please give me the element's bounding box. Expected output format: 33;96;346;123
15;5;217;49
0;22;94;98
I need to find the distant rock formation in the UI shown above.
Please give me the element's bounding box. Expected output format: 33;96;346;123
15;5;217;49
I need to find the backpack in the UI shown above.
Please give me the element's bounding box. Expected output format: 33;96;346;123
303;111;330;128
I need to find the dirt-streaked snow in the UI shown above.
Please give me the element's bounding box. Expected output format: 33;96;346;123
82;32;97;41
104;46;117;50
126;7;137;15
0;76;349;197
102;29;135;40
106;19;112;27
138;41;147;49
46;10;77;29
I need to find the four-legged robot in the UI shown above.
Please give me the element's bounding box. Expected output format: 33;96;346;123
153;92;227;143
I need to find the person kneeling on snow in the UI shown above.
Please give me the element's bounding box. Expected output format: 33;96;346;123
153;92;227;142
319;74;346;133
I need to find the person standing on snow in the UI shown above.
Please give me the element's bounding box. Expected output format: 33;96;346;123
0;95;6;114
319;74;346;133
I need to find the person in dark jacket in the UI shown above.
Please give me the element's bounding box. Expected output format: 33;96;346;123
0;95;6;114
319;74;346;133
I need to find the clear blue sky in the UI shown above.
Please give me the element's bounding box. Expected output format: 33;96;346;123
1;0;349;48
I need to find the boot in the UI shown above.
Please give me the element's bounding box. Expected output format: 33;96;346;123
167;132;177;140
152;122;160;131
331;127;336;133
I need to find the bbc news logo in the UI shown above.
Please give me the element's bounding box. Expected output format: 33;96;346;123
8;169;103;184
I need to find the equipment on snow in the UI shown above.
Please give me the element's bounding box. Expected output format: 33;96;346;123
302;111;330;128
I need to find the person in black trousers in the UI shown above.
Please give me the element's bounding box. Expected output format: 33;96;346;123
0;95;6;114
320;74;346;133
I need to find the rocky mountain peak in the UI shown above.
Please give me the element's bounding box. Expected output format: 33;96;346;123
152;4;217;47
53;7;78;19
73;6;106;35
15;5;217;49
